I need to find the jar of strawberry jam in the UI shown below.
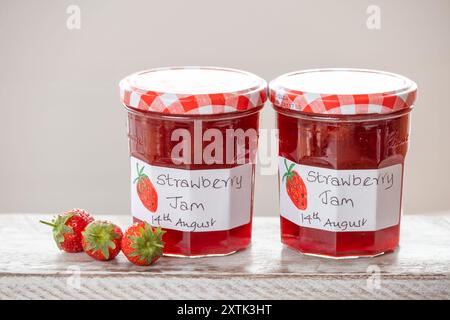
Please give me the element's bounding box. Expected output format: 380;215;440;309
269;69;417;258
119;67;267;257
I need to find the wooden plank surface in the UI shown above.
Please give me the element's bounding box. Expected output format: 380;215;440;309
0;213;449;299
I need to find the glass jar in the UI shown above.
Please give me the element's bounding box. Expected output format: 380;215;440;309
119;67;267;257
269;68;417;258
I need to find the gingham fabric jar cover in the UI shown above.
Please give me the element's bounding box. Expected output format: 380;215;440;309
119;66;267;115
269;68;417;115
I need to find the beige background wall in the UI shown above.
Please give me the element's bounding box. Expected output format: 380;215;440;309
0;0;449;215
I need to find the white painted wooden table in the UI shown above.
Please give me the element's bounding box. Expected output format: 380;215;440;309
0;214;449;300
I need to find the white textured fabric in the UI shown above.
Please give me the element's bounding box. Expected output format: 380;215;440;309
1;275;449;300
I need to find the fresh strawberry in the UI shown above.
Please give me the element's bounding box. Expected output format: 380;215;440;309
282;159;308;210
82;221;123;261
40;209;94;253
121;222;165;266
134;163;158;212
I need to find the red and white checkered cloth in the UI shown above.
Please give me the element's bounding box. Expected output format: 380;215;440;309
269;69;417;115
120;67;267;115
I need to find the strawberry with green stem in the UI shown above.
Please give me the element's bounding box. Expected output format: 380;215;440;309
134;163;158;213
121;222;165;266
40;209;94;253
82;221;123;261
282;159;308;210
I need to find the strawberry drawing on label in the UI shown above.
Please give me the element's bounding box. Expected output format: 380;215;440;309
282;159;308;210
134;163;158;213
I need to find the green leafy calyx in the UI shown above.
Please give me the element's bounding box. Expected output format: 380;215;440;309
128;224;165;264
133;163;148;192
82;222;121;259
40;214;74;249
282;159;296;183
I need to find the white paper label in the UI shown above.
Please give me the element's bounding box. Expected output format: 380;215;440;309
131;157;253;232
279;157;403;232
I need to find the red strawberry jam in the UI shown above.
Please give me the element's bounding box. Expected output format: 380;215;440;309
120;67;267;257
270;69;417;258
